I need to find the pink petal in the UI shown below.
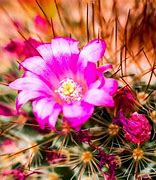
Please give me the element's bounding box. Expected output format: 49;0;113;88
24;38;42;58
24;71;38;78
83;62;97;86
51;37;80;73
84;63;105;88
102;78;118;95
51;37;79;57
48;105;61;128
78;39;106;67
63;101;94;128
97;64;113;73
37;43;53;60
37;44;62;77
33;98;55;119
83;88;114;107
88;78;104;89
33;98;61;129
21;56;59;87
16;91;46;111
9;77;51;94
21;56;47;73
37;37;80;77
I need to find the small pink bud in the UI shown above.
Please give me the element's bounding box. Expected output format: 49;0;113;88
123;112;151;144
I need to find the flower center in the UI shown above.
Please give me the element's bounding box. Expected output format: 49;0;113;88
81;151;93;163
108;123;119;136
55;78;83;103
48;173;59;180
132;148;144;160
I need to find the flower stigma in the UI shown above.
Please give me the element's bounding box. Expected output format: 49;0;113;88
55;78;83;103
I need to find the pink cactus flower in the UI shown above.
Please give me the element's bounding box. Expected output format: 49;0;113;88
34;15;49;32
0;103;16;117
1;169;39;180
123;112;151;144
4;38;41;59
114;86;137;116
4;39;24;57
9;37;118;129
1;169;25;180
34;15;47;27
0;139;17;154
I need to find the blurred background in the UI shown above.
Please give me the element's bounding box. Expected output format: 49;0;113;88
0;0;156;85
0;0;156;179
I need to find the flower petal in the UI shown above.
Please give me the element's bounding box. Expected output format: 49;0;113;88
83;62;97;86
37;37;80;77
21;56;47;74
63;101;94;128
51;37;79;57
102;78;118;95
84;63;105;89
21;56;59;87
33;98;55;119
9;77;51;94
97;64;113;73
51;37;80;73
78;39;106;67
16;91;46;111
24;71;38;78
32;98;61;129
37;43;53;60
48;105;61;128
83;88;114;107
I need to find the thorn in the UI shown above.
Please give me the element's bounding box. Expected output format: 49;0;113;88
86;3;90;42
92;3;95;38
145;60;156;93
124;9;131;76
120;45;124;77
98;0;102;29
50;17;56;37
120;77;132;90
17;30;40;56
16;59;21;64
35;0;50;26
54;0;65;31
115;11;118;61
0;82;9;86
98;28;100;42
0;7;21;31
144;89;155;101
143;49;156;77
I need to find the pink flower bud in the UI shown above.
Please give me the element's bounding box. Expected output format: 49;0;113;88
123;112;151;144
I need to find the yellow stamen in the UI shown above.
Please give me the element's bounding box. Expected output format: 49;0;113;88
81;151;93;163
48;173;60;180
132;148;144;160
62;80;75;95
55;78;82;103
108;123;119;136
